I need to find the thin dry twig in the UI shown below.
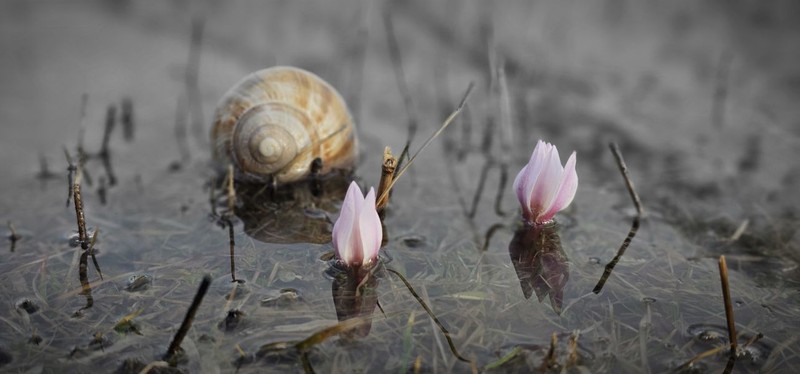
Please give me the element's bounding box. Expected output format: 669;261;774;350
719;255;737;355
377;82;474;205
609;143;643;215
64;147;77;207
73;169;88;250
593;143;643;294
386;268;472;363
165;274;212;362
673;344;730;372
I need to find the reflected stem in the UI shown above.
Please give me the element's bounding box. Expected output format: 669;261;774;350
592;215;640;294
386;268;472;363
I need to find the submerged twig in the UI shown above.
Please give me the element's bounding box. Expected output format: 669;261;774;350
88;227;102;280
386;268;472;363
376;147;397;214
165;274;212;362
719;255;737;355
593;143;643;294
377;82;474;205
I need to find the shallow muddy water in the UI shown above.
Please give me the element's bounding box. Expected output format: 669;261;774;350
1;1;799;373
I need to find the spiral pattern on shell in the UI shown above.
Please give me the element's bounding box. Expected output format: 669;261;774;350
211;66;357;184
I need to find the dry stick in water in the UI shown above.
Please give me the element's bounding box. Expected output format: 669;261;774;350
593;143;643;294
64;147;77;207
376;147;397;215
386;268;472;363
226;164;235;216
377;83;474;205
73;170;89;250
719;255;737;355
165;275;212;362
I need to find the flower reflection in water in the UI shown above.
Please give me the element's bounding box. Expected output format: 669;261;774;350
508;222;570;314
328;264;382;339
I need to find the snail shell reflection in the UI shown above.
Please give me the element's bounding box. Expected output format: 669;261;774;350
211;66;357;184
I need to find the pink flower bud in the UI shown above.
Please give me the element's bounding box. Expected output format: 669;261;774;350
332;181;383;268
513;140;578;225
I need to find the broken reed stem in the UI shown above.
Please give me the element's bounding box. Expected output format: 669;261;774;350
165;274;212;362
377;82;474;205
545;332;558;368
226;164;235;217
719;255;737;355
376;147;397;213
609;142;643;215
73;170;88;250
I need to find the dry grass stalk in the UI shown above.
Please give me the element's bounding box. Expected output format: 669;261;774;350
376;147;397;213
377;82;474;205
73;169;88;250
719;255;737;355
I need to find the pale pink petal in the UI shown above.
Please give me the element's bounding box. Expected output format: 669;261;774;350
333;181;361;263
358;188;382;265
540;152;578;222
515;140;548;214
528;145;563;223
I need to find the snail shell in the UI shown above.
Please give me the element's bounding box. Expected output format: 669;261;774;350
211;66;357;184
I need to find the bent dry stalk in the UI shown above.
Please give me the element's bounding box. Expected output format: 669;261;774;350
593;142;642;294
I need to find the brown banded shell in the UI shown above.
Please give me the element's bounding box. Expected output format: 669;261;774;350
211;66;357;184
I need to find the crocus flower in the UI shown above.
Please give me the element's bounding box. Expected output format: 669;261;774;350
513;140;578;225
332;181;383;268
